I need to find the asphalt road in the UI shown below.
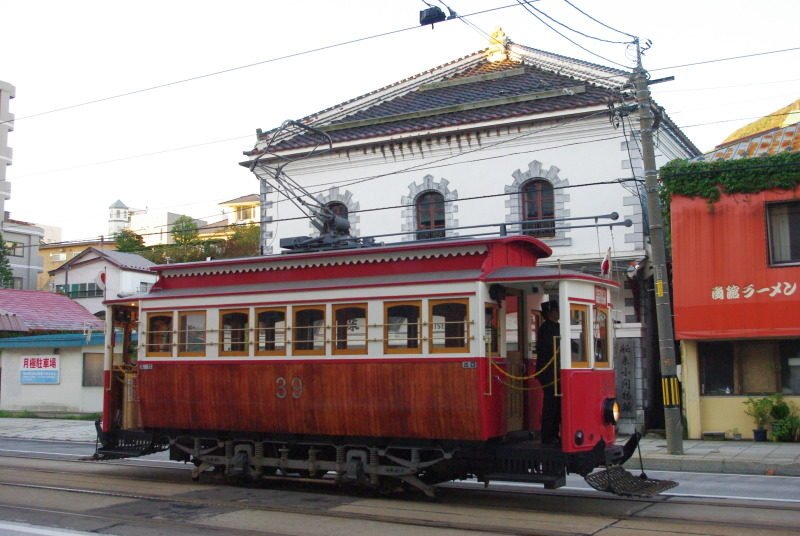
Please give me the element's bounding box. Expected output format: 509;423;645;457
1;437;798;503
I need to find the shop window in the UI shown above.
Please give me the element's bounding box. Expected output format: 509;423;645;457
768;201;800;264
146;313;173;356
83;353;104;387
521;179;555;238
569;304;589;367
430;298;469;353
416;191;445;239
699;342;735;395
780;340;800;394
384;301;421;354
178;311;206;356
594;307;610;367
256;307;286;355
220;309;249;356
293;306;325;355
333;304;367;355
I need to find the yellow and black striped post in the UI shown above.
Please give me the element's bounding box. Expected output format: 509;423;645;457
661;376;681;408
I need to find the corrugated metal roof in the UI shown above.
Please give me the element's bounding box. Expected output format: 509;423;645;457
0;308;29;332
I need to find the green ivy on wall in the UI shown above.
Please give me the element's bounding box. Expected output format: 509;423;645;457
660;152;800;207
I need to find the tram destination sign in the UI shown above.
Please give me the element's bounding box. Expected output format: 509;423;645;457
20;355;60;385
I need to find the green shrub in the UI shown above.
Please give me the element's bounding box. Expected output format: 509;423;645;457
772;415;800;442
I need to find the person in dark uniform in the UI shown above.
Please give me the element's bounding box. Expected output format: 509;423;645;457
536;299;561;445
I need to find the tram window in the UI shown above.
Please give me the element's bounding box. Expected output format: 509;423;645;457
430;299;469;353
384;301;421;354
178;311;206;357
569;304;590;367
485;304;499;356
255;307;286;356
293;306;326;355
146;313;173;356
594;307;610;367
220;309;249;356
333;304;368;355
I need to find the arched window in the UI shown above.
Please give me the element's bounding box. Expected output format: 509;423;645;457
416;191;445;239
327;202;348;219
521;179;555;237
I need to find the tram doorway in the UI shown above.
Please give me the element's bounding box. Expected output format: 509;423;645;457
504;292;525;432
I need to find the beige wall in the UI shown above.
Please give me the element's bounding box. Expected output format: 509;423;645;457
682;339;800;439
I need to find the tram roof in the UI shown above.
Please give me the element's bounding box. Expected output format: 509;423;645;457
148;235;552;275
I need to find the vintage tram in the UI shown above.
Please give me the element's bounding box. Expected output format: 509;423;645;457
96;234;660;496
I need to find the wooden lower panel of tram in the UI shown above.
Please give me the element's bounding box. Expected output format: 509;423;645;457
135;359;503;441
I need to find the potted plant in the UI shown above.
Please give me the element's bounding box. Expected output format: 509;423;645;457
743;397;772;441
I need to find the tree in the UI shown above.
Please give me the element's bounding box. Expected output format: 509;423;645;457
114;229;145;252
0;233;13;288
222;224;260;258
171;215;199;246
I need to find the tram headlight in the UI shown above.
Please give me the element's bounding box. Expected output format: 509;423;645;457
603;398;620;425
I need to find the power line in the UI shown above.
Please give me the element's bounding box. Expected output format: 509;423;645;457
514;0;632;68
1;3;519;127
14;134;253;179
654;76;800;93
33;176;645;251
650;46;800;72
561;0;636;39
523;1;632;44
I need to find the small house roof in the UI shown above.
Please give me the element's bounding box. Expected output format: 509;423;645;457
109;200;128;209
49;247;155;275
0;290;103;331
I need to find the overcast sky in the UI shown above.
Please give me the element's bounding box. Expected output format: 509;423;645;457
2;0;798;241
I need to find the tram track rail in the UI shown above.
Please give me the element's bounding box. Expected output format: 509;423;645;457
0;450;798;536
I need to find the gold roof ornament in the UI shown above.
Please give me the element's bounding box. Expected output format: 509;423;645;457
487;27;509;63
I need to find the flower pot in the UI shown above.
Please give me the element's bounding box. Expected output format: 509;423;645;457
753;428;768;442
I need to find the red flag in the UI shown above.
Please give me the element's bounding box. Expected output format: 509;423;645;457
600;247;611;278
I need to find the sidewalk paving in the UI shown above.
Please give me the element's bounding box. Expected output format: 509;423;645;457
1;418;799;476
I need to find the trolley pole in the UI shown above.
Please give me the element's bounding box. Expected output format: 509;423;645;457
632;43;684;455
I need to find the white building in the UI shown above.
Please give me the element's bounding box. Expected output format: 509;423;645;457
49;248;157;316
242;30;700;433
107;200;207;247
0;80;14;216
0;333;107;414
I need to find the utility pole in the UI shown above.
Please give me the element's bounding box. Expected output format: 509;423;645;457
632;41;684;455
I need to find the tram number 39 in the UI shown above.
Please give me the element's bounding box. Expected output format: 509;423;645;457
276;377;303;400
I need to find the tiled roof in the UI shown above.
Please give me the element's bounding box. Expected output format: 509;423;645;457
248;44;631;154
701;123;800;161
0;290;103;332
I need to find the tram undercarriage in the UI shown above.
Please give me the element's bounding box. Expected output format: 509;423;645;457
95;426;670;497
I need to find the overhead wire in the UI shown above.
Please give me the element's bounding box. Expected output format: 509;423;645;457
561;0;636;39
1;3;520;127
514;0;632;68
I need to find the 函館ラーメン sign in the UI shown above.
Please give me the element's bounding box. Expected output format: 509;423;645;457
20;356;60;384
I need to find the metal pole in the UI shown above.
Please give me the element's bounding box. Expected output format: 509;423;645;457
632;42;684;455
259;175;270;256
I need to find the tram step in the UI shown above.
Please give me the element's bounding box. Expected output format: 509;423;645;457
584;466;678;497
486;473;566;489
95;448;153;460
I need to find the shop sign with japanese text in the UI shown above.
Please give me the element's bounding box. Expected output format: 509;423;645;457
710;281;797;301
20;356;60;385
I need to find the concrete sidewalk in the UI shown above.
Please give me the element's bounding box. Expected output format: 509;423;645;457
1;418;799;476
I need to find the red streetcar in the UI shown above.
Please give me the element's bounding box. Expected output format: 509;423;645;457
96;233;672;496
